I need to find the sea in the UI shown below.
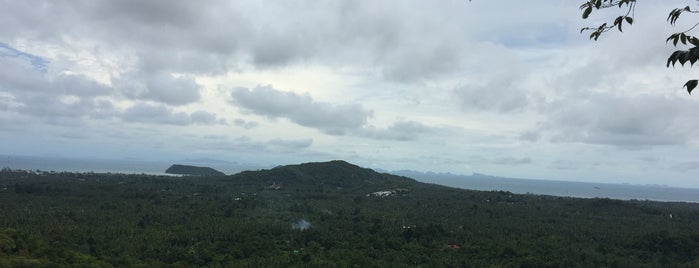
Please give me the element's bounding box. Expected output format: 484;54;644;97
3;155;699;203
0;155;260;176
392;170;699;203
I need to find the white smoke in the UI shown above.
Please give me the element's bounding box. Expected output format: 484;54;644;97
292;219;311;231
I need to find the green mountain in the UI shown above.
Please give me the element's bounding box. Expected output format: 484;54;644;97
1;161;699;267
231;160;417;192
165;164;225;176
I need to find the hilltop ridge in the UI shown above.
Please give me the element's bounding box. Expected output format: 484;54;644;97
165;164;225;176
231;160;418;193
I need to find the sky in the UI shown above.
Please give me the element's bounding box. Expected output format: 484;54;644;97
2;1;699;187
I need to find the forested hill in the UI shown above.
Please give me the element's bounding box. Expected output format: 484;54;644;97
2;161;699;267
230;160;419;193
165;164;225;176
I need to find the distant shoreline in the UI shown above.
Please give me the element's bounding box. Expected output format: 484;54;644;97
4;166;699;204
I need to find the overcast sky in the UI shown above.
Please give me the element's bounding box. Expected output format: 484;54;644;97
2;1;699;187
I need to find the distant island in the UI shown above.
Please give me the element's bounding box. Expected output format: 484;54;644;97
165;164;225;176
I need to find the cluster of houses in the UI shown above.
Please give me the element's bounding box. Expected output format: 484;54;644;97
366;188;409;197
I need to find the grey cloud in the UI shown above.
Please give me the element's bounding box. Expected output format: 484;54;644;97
269;138;313;149
122;103;189;125
92;0;203;28
201;136;313;153
230;85;439;140
453;48;534;113
358;120;433;141
0;55;110;97
1;1;674;87
0;95;14;111
518;131;540;142
233;118;259;129
2;1;241;74
381;42;462;82
0;45;117;123
250;34;310;68
637;156;657;163
121;103;220;126
672;161;699;172
190;110;220;125
454;81;529;113
231;85;372;135
142;74;200;106
493;157;533;166
549;160;579;170
541;94;693;149
468;155;533;166
454;80;528;113
54;74;112;97
0;1;477;82
115;72;200;105
59;132;88;140
0;56;45;92
17;95;111;119
137;48;234;75
1;70;109;98
0;44;204;108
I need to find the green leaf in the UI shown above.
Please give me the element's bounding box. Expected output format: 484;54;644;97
668;9;677;22
689;36;699;47
582;6;592;19
625;17;633;25
679;52;690;66
671;9;683;25
614;16;624;32
681;33;687;45
668;9;683;25
618;0;631;8
597;23;607;31
684;80;698;94
667;33;678;43
689;47;699;59
667;51;681;67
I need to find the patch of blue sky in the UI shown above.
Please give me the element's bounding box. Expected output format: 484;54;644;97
0;42;49;73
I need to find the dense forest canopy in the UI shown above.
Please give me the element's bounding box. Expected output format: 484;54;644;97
1;162;699;267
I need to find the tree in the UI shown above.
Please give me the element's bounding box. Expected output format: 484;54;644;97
580;0;699;94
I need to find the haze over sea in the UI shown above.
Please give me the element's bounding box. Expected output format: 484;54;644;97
4;155;699;203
